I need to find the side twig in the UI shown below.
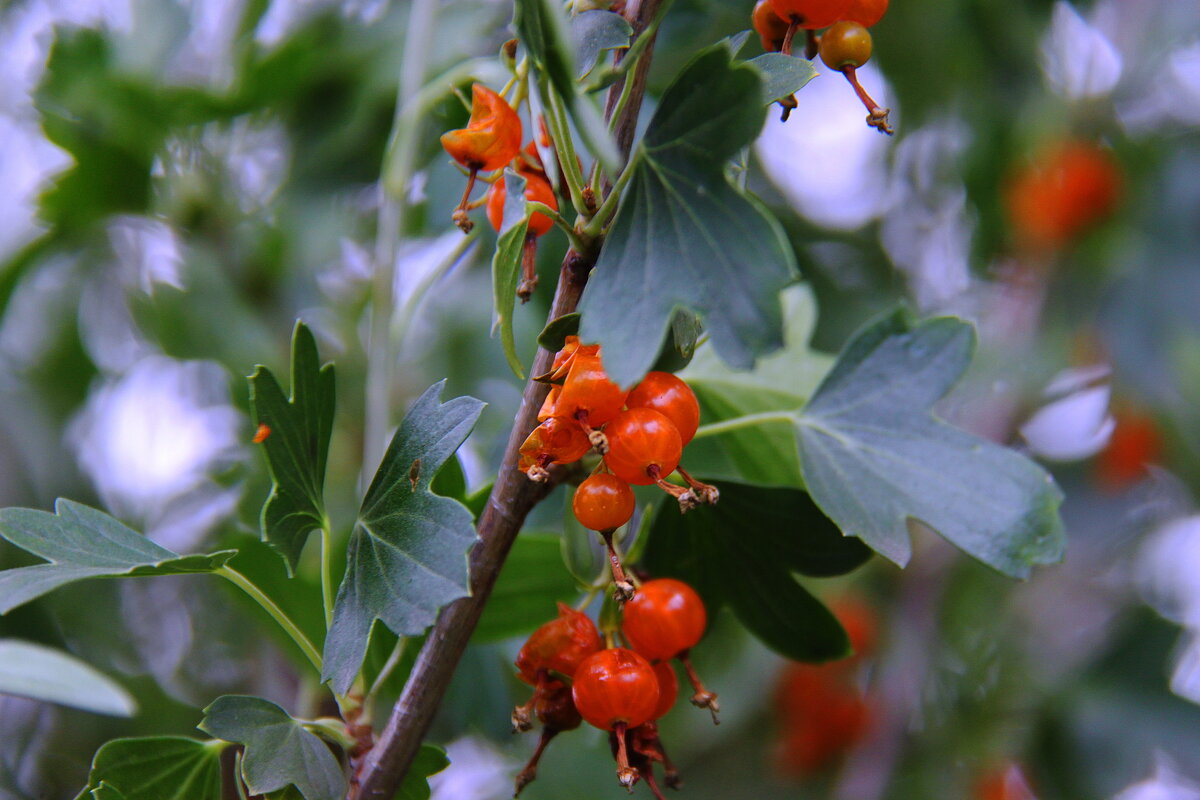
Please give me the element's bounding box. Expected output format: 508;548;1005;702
351;3;668;797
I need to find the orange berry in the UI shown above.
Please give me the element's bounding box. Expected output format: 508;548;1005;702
625;372;700;446
819;21;873;70
439;84;522;172
621;578;707;661
557;352;628;427
1005;139;1121;251
842;0;888;27
770;0;853;30
603;409;682;486
515;603;603;686
485;171;558;237
753;0;791;51
572;648;661;731
573;473;636;531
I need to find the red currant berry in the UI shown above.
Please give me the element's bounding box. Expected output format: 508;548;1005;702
1005;139;1121;251
571;648;661;731
842;0;888;27
573;474;636;531
515;603;603;686
603;409;682;486
621;578;707;662
625;372;700;446
753;0;791;51
770;0;853;30
819;21;873;70
485;171;558;237
518;416;591;475
557;352;628;427
649;661;679;721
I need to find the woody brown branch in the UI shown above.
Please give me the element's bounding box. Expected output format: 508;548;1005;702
351;2;668;797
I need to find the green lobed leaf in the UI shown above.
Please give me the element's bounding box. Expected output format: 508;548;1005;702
748;53;818;104
681;285;832;487
249;321;336;574
795;310;1066;577
491;171;532;379
199;695;346;800
578;44;798;386
642;482;865;662
322;381;486;693
76;737;224;800
572;10;632;79
0;639;136;717
395;744;451;800
474;534;580;643
0;499;236;614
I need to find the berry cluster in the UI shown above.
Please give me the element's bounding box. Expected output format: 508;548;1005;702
519;337;717;596
440;83;560;300
512;579;717;798
752;0;893;134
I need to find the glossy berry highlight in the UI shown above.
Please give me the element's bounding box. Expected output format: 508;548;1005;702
819;21;873;70
603;409;682;486
572;648;661;731
621;578;707;661
842;0;889;27
573;473;637;531
625;371;701;445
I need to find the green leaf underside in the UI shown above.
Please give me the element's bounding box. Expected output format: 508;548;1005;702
475;534;579;643
644;482;864;662
748;53;818;103
323;381;485;694
682;285;831;487
579;44;798;386
572;10;632;79
249;321;335;574
395;745;451;800
0;639;136;717
492;171;531;379
0;499;235;614
796;310;1066;577
199;695;346;800
77;737;223;800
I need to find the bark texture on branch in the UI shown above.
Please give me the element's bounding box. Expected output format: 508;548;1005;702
351;3;667;797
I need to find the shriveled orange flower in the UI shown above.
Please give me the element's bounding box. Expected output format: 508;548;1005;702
440;84;523;172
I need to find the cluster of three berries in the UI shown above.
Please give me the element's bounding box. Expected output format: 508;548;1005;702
520;336;709;533
513;579;712;796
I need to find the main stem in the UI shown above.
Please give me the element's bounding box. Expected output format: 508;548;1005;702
352;2;667;797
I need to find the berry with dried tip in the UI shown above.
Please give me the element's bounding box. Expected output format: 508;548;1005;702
621;578;707;662
573;473;637;532
819;20;873;69
770;0;853;30
518;416;591;479
485;171;558;237
603;409;682;486
625;371;701;445
514;603;603;686
572;648;661;731
439;84;522;172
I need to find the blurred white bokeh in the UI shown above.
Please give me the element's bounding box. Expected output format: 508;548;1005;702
1113;753;1200;800
1020;369;1115;462
756;63;893;231
69;355;243;549
1041;1;1122;100
429;735;514;800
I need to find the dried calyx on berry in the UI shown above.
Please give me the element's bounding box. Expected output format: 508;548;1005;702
440;83;523;233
